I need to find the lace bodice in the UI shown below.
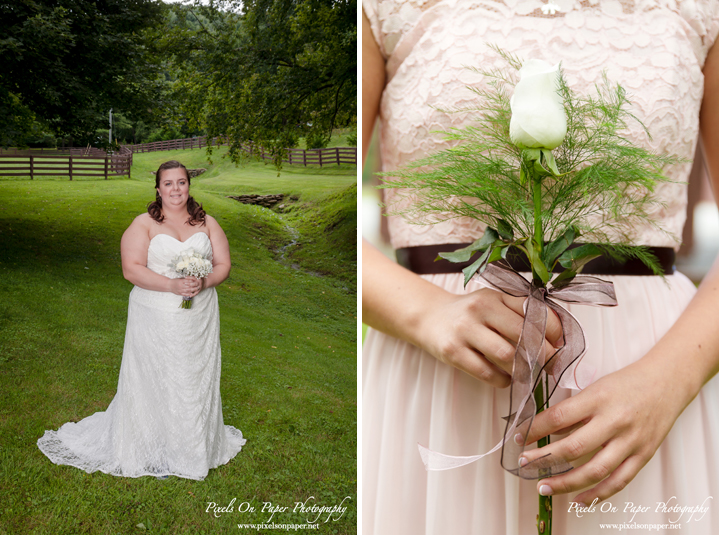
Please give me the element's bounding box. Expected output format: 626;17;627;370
365;0;719;249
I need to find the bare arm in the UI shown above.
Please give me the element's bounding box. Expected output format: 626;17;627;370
519;41;719;504
120;214;195;297
361;11;561;387
121;215;175;293
199;215;231;290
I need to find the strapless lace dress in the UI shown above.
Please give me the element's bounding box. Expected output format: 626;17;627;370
363;0;719;533
37;232;246;480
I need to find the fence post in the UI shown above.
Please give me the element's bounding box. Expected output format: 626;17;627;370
69;155;73;180
30;155;34;180
303;150;307;166
104;156;108;180
336;147;340;166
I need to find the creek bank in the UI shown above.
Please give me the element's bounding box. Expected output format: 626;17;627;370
227;193;299;210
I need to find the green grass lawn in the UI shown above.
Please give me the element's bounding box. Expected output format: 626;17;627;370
0;148;357;534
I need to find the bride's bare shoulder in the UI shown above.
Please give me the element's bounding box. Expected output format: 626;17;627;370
122;213;153;243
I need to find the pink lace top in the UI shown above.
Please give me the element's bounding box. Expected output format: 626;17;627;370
364;0;719;250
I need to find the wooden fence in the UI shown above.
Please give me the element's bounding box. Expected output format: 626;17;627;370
0;134;356;179
260;146;357;166
123;136;216;154
124;135;357;166
0;146;133;180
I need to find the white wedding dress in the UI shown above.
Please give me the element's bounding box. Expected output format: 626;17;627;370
37;232;246;480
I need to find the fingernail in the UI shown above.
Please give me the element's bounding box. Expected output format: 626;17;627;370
539;484;552;496
576;502;587;508
514;433;523;445
519;456;528;467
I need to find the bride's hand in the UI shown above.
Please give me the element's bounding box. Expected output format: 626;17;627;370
168;277;202;297
416;288;563;388
184;276;203;297
518;353;690;504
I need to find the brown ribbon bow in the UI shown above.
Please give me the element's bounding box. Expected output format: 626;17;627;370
480;262;618;478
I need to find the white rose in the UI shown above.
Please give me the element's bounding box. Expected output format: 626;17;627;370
177;260;188;270
509;59;567;150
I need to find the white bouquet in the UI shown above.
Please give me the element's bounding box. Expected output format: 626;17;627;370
168;248;213;309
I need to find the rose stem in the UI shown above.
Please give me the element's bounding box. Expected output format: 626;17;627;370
531;167;552;535
534;376;552;534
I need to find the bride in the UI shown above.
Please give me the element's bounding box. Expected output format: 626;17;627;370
37;160;246;480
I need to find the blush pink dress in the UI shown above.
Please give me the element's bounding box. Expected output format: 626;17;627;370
363;1;719;533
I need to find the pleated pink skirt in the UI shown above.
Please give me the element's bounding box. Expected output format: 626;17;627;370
363;271;719;534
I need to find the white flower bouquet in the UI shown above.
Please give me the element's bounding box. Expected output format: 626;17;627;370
168;249;213;309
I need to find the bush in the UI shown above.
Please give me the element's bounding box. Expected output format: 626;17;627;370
305;130;330;149
146;127;182;143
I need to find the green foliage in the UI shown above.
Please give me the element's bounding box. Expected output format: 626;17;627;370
380;49;680;283
146;126;184;144
0;90;44;147
305;130;330;150
0;0;166;147
162;0;356;169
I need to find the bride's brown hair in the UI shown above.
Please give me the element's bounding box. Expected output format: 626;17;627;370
147;160;206;226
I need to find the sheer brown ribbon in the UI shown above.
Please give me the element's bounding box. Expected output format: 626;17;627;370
418;262;618;478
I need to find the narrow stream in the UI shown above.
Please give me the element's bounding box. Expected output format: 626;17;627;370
277;223;301;270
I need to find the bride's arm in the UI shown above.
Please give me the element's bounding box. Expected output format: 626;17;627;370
120;214;193;296
518;41;719;504
361;12;561;387
196;215;230;290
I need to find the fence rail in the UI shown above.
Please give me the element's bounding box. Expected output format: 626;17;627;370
0;147;132;180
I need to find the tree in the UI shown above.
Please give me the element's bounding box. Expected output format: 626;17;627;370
0;0;166;147
168;0;356;166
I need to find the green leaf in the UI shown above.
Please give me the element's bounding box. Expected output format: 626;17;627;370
438;228;499;263
524;148;542;161
462;247;492;287
487;244;506;264
541;149;561;176
550;268;577;288
519;166;526;186
525;239;550;284
557;243;603;271
543;226;578;267
533;159;554;177
496;219;514;241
